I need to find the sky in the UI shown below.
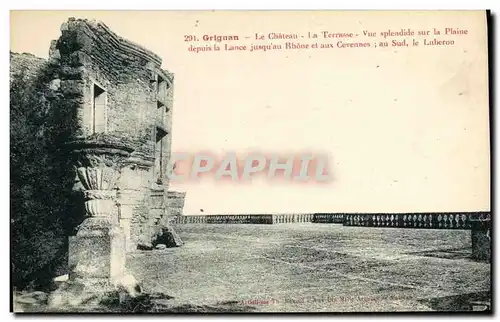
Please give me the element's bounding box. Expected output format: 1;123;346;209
10;10;490;215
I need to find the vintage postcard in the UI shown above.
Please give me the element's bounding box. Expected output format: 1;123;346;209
10;10;491;313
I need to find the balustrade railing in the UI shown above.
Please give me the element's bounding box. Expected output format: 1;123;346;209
173;212;487;230
343;213;486;229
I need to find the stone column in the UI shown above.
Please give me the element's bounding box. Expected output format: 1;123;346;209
470;213;491;262
117;189;143;252
166;191;186;225
118;156;155;251
69;166;125;288
66;140;133;290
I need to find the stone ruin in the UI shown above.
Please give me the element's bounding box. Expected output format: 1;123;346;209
11;17;186;306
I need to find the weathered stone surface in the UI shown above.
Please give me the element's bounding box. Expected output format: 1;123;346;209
68;219;125;281
137;240;153;251
56;14;178;245
155;244;167;250
471;218;491;262
152;226;183;247
167;191;186;225
12;18;187;298
48;18;179;249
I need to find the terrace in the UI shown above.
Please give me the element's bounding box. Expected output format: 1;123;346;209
128;223;491;312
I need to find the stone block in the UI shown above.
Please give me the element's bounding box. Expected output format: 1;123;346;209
151;226;183;247
68;217;125;282
60;79;84;97
69;51;92;67
471;224;491;262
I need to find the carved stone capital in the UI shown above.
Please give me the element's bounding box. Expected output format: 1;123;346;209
77;166;120;191
84;199;116;218
65;136;135;171
83;189;116;201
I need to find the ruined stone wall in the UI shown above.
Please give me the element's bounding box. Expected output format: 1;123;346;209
11;18;181;288
166;191;186;224
48;18;175;249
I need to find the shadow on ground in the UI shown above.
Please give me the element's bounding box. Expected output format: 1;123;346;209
100;294;257;313
418;291;491;312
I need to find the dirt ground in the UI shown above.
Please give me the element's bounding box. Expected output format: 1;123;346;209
128;223;491;312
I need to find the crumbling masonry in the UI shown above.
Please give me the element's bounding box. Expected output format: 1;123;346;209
12;18;185;289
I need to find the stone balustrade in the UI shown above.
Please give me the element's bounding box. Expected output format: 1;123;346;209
173;212;488;231
174;214;274;224
311;213;344;223
343;212;488;230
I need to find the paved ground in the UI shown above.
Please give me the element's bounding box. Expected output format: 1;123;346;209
128;224;491;312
